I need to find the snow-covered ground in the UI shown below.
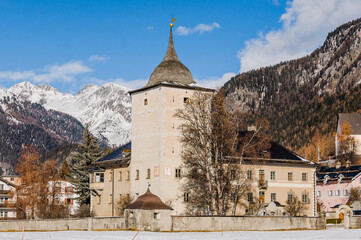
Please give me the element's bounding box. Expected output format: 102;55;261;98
1;228;361;240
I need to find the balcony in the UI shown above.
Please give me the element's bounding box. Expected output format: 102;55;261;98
258;180;268;189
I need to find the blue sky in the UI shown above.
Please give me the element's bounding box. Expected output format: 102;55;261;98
0;0;360;93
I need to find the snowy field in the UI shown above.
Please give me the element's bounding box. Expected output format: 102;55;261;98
1;228;361;240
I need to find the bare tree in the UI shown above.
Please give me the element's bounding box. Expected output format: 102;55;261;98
337;121;358;161
175;90;255;215
347;186;361;204
115;194;134;216
284;196;308;216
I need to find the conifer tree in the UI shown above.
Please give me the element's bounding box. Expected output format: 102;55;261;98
67;126;103;206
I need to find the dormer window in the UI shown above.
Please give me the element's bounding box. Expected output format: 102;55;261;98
144;99;148;105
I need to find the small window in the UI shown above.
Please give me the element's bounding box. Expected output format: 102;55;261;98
335;190;340;196
271;193;276;202
247;192;253;202
183;97;189;103
95;173;104;183
302;173;307;182
126;171;130;181
66;187;72;192
144;99;148;105
119;171;122;181
184;192;190;202
247;170;253;180
317;191;321;197
328;190;333;196
231;170;236;179
135;170;139;180
175;168;181;178
10;177;14;181
66;198;72;205
55;186;61;193
343;189;348;196
287;193;294;202
288;172;293;181
0;184;4;191
270;171;276;180
302;193;309;204
154;212;160;220
146;169;151;179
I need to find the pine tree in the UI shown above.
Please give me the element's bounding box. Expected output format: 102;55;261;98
67;126;103;206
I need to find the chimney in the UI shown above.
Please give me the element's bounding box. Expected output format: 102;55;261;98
345;160;351;168
335;161;341;169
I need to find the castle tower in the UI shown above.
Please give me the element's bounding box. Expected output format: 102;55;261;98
129;24;212;214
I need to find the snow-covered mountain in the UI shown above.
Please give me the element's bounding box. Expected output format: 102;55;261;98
9;81;132;147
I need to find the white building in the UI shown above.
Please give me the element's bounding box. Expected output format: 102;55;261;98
128;24;213;214
48;180;80;216
0;176;18;219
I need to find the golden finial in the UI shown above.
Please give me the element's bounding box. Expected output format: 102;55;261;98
170;17;176;28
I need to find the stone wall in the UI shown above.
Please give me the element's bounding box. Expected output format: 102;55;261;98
171;215;325;231
349;216;361;229
0;217;125;232
0;215;327;232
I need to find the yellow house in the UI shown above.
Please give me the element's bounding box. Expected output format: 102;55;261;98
89;142;131;217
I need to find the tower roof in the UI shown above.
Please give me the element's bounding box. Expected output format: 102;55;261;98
125;189;173;210
146;26;195;87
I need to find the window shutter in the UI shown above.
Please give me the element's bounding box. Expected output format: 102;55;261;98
71;199;74;205
65;198;67;204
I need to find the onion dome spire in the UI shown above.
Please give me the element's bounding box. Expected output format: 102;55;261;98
146;23;195;87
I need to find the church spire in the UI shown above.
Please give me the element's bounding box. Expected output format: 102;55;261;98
163;25;179;61
145;21;195;87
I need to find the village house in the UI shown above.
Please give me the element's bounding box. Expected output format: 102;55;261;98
316;161;361;212
0;175;19;219
89;142;131;217
48;180;80;216
89;24;318;217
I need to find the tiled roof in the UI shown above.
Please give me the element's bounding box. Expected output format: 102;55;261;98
237;131;313;164
317;164;361;181
97;142;131;162
90;142;131;170
126;189;173;210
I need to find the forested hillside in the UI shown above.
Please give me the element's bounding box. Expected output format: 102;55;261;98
0;93;84;174
224;18;361;156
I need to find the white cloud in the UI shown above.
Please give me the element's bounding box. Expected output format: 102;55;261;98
88;55;109;62
147;26;154;31
238;0;361;73
196;72;236;89
0;61;92;83
175;22;220;36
